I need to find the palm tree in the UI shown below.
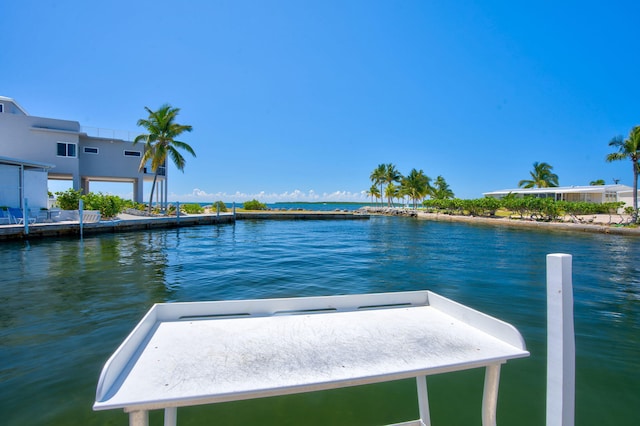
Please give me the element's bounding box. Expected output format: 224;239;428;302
383;163;402;206
606;125;640;221
367;184;381;206
370;164;387;206
134;104;195;212
518;162;559;188
385;183;399;207
401;169;431;209
431;175;454;200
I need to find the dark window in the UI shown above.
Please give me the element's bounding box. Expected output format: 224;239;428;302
0;103;4;113
57;142;77;157
84;147;99;154
124;150;141;157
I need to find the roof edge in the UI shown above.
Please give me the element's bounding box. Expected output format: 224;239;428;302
0;96;29;115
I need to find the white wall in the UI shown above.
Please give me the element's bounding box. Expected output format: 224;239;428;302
0;164;20;207
24;169;49;210
618;191;640;210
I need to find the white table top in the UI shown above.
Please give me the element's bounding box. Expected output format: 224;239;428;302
94;291;529;412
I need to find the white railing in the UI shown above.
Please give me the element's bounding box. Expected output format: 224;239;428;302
81;126;138;142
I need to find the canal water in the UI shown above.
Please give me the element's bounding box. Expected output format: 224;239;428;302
0;216;638;425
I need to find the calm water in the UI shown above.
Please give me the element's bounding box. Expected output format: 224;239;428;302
1;217;639;425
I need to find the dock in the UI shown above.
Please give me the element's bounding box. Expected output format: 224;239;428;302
0;210;369;240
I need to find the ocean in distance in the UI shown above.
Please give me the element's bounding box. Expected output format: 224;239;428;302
0;214;638;425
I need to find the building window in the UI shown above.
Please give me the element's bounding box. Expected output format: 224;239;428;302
57;142;77;157
124;150;141;157
84;147;99;154
0;103;4;113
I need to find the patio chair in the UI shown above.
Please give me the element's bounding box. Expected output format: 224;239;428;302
80;210;101;223
0;209;11;225
8;208;36;225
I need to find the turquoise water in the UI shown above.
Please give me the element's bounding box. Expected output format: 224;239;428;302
1;217;638;425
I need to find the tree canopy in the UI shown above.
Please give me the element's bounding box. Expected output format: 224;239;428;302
134;104;194;212
518;162;559;188
606;125;640;220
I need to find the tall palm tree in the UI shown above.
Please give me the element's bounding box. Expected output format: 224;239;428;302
401;169;431;209
369;164;387;205
607;125;640;220
518;162;559;188
431;175;454;200
383;163;402;206
134;104;195;212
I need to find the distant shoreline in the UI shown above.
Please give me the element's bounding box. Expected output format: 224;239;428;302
362;207;640;236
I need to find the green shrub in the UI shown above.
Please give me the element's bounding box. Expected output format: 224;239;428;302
182;203;204;214
55;189;83;210
243;199;268;210
213;201;228;212
54;189;129;218
82;192;127;218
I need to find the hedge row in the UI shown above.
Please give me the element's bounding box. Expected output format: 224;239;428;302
422;197;626;221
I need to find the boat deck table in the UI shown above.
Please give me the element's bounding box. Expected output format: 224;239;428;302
94;291;529;426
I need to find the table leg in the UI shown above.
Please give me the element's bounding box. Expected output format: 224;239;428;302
165;407;177;426
416;375;431;426
129;410;148;426
482;364;502;426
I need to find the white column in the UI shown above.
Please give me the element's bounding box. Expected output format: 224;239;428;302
546;253;575;426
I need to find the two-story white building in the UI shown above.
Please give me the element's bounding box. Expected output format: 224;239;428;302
0;96;165;210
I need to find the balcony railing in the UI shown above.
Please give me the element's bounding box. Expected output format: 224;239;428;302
81;126;137;142
143;166;166;176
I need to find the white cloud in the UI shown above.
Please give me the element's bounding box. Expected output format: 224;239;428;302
169;188;370;203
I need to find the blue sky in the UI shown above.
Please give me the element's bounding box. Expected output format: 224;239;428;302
2;1;639;202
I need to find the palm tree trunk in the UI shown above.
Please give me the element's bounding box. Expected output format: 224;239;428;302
148;171;159;213
633;162;639;222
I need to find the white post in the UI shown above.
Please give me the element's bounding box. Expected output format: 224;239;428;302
24;198;29;235
79;198;84;238
546;253;575;426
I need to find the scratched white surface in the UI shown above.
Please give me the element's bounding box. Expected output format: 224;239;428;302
98;306;527;409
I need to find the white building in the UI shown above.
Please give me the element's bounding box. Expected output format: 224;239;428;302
0;96;166;210
483;184;639;209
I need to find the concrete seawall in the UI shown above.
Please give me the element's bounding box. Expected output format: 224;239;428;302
236;211;370;220
0;210;369;241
